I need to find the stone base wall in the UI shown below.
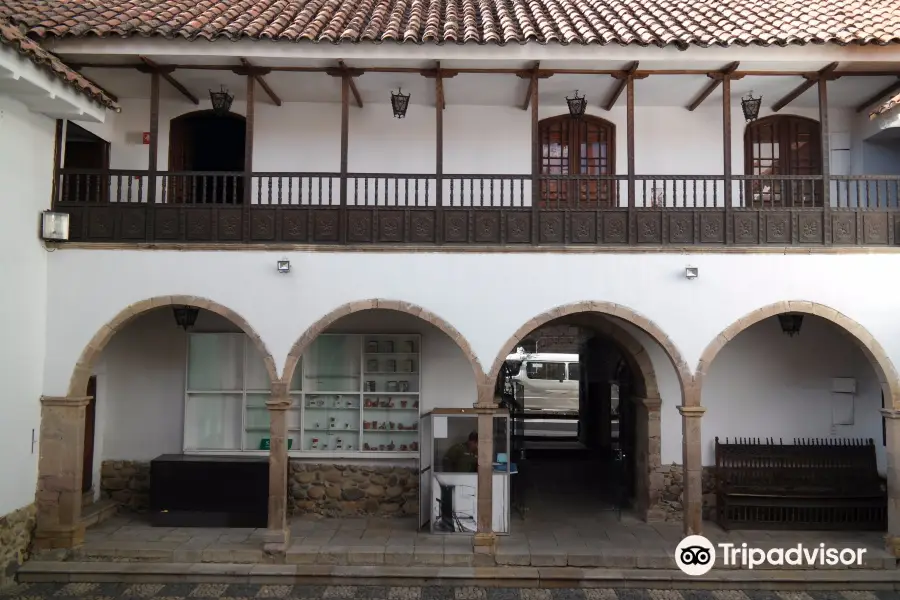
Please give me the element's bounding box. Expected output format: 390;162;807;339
0;504;35;589
290;463;417;517
657;464;716;521
101;460;151;512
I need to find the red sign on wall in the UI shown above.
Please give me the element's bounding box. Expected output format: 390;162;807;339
142;132;151;145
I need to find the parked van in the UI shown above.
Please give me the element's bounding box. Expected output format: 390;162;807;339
504;351;580;414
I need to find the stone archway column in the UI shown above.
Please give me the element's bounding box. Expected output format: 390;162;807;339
34;395;92;550
263;382;290;552
633;397;664;521
678;405;706;536
473;382;496;555
882;408;900;555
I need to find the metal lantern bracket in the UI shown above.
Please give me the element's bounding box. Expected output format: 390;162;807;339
567;90;587;117
173;306;200;331
778;313;803;337
391;87;410;118
741;91;762;122
209;85;234;116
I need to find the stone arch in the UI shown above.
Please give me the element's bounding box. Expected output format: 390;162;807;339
695;300;900;408
68;295;277;396
487;301;692;395
282;299;484;388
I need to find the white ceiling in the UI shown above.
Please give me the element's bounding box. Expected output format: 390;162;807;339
73;57;899;111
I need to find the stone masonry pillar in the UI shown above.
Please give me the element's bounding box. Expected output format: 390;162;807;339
634;397;664;521
473;382;496;555
882;409;900;555
678;405;706;536
264;382;290;552
34;395;91;550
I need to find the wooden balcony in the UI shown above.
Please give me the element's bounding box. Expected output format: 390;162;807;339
53;170;900;246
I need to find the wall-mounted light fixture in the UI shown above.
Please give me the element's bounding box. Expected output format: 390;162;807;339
41;210;69;241
778;313;804;337
741;91;762;122
209;86;234;116
685;266;699;280
566;90;587;118
277;258;291;274
173;306;199;331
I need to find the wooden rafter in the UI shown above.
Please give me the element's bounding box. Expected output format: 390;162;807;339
521;61;539;111
238;58;281;107
136;56;198;105
771;62;840;112
338;61;364;108
687;62;740;111
422;62;457;109
855;77;900;113
604;61;639;111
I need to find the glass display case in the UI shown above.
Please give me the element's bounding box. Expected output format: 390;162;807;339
418;409;511;534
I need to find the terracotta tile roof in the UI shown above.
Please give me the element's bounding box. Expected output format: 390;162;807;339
1;0;900;47
0;18;119;109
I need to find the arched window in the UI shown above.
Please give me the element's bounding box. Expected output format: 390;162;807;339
744;115;822;207
539;114;615;207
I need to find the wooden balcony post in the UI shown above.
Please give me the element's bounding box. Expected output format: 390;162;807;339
627;76;635;237
51;119;63;208
531;68;539;245
819;76;831;243
436;70;444;244
147;70;160;240
340;74;349;244
244;75;255;242
723;75;732;242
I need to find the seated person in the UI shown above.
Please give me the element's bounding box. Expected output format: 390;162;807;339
442;431;478;472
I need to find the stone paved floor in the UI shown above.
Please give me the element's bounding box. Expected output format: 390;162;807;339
0;583;898;600
64;513;895;569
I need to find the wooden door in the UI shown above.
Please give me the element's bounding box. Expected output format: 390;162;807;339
745;115;822;207
61;123;110;204
540;115;615;208
83;376;97;493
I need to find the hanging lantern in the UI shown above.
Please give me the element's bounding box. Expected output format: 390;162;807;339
777;313;803;337
566;90;587;118
173;306;200;331
209;86;234;116
391;87;410;118
741;90;762;122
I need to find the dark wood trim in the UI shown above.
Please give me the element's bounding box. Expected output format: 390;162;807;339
436;69;444;244
50;119;63;207
239;58;281;107
819;76;831;237
339;74;350;244
627;76;635;218
338;61;364;109
723;75;732;235
772;62;840;112
531;67;540;244
147;70;160;240
138;56;199;105
243;75;254;241
688;62;739;111
605;62;639;111
855;77;900;113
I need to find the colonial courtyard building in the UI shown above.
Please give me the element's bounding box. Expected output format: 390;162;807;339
4;0;900;580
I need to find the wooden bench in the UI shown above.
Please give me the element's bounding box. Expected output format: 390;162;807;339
715;437;886;531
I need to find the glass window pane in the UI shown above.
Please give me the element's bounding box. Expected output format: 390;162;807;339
184;393;242;450
305;335;361;393
187;334;243;391
290;358;303;391
245;343;272;391
568;363;580;381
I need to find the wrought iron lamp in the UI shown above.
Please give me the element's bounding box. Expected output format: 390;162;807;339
741;91;762;122
566;90;587;117
778;313;803;337
391;88;410;118
209;86;234;116
173;306;200;331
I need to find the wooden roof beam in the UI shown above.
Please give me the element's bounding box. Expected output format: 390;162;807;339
339;61;363;108
687;62;740;111
856;77;900;113
604;62;639;111
136;56;198;105
237;58;281;107
771;62;840;112
421;62;458;109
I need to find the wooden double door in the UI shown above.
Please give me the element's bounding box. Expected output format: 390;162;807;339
539;114;616;208
744;114;823;207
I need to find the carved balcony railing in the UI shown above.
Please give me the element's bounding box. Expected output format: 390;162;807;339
52;170;900;246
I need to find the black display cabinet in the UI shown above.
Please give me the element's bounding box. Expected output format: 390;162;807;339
150;454;269;527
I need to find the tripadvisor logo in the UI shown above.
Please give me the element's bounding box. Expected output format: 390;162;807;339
674;535;867;576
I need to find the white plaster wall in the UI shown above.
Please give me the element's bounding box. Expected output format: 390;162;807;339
94;307;477;463
0;96;54;515
699;315;885;473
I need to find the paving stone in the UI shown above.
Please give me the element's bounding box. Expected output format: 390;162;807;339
421;588;454;600
254;586;293;597
323;587;357;599
583;591;619;600
120;585;165;598
745;593;783;600
454;589;487;600
520;591;552;600
485;590;520;600
680;592;716;600
614;591;650;600
291;586;329;598
189;584;229;597
356;587;391;599
840;594;879;600
648;592;682;600
54;584;101;596
388;588;421;600
221;586;262;597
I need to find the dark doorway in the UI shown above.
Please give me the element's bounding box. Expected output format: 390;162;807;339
168;110;246;204
61;122;110;204
83;376;97;494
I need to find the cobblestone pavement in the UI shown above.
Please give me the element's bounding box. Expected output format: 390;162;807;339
0;585;898;600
